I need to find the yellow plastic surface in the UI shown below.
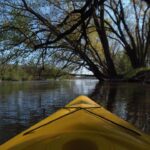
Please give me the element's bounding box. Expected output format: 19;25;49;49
0;96;150;150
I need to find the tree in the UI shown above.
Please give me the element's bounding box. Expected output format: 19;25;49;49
105;0;150;68
0;0;149;80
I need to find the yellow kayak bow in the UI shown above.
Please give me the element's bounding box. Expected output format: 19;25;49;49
0;96;150;150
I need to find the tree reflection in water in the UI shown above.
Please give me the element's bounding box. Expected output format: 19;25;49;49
89;82;150;134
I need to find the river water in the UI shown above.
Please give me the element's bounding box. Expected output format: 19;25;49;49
0;80;150;144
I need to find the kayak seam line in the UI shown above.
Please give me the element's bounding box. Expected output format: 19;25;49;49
23;108;81;136
50;107;101;108
23;107;141;137
84;109;141;136
23;108;100;136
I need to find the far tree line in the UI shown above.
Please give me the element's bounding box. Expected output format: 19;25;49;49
0;62;70;81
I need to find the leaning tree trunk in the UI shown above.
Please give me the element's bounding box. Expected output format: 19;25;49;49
93;4;117;79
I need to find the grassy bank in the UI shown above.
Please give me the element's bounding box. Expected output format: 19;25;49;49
124;67;150;82
0;65;71;81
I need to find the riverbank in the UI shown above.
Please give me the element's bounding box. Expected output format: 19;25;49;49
0;68;150;83
124;68;150;83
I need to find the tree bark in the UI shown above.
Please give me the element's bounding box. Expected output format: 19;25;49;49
93;4;117;78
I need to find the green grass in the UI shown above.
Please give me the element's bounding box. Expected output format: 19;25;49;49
124;67;150;79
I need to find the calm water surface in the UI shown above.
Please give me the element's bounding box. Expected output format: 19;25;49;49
0;80;150;144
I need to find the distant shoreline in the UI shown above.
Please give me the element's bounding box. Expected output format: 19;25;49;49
0;69;150;84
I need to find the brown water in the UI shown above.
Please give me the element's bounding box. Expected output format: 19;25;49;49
0;80;150;144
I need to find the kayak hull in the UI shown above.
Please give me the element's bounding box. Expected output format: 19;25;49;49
0;96;150;150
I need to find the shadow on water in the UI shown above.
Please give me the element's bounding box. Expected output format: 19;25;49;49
0;80;150;144
89;82;150;135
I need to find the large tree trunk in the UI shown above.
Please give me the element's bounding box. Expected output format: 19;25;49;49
93;5;117;79
126;47;146;69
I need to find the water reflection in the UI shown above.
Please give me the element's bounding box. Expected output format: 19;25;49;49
90;82;150;134
0;80;150;144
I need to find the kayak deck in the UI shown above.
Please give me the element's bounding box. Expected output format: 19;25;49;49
0;96;150;150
